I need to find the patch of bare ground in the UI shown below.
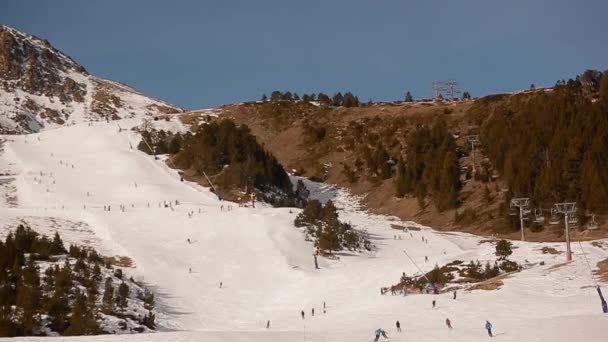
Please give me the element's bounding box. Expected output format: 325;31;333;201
467;273;513;291
104;255;135;268
594;259;608;283
540;246;561;255
180;100;608;241
547;261;572;271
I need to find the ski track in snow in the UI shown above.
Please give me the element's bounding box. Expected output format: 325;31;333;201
0;121;607;341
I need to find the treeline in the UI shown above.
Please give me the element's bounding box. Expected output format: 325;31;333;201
394;122;460;211
138;128;186;155
0;225;155;337
173;120;294;201
295;199;371;253
468;69;608;213
262;90;361;107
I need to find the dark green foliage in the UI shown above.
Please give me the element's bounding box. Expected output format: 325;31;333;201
65;290;97;335
462;91;471;100
138;129;183;156
404;91;413;102
499;260;520;272
175;120;293;197
468;71;608;213
495;239;513;260
0;225;154;336
117;282;129;312
295;200;369;253
102;278;114;314
142;311;155;329
394;122;460;211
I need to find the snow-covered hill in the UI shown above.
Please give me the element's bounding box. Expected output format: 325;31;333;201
0;116;607;341
0;25;181;134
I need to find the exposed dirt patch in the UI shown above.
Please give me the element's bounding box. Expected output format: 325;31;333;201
104;255;135;268
595;259;608;282
540;246;561;255
467;273;513;291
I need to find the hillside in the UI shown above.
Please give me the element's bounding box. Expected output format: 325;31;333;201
0;25;182;134
1;118;607;341
181;84;607;241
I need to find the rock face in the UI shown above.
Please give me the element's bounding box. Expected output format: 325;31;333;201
0;25;182;134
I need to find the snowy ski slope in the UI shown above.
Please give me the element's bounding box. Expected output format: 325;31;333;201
0;120;606;341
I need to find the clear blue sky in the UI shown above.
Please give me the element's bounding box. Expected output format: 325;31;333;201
2;0;607;109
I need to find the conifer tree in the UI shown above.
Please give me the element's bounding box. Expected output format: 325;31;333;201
404;91;413;102
117;282;129;312
65;290;88;336
102;278;114;314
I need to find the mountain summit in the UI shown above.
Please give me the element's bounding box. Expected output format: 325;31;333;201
0;25;181;134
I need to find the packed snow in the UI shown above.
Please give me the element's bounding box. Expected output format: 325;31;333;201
0;119;606;341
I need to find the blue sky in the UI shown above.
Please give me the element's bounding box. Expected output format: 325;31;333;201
2;0;607;109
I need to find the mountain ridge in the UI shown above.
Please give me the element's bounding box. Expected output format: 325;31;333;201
0;25;182;134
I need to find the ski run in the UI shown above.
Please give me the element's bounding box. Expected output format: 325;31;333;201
0;118;606;341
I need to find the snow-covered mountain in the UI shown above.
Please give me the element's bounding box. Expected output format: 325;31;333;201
0;25;182;134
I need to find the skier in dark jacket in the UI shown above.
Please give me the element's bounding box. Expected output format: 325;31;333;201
301;310;305;319
485;320;493;337
395;320;401;332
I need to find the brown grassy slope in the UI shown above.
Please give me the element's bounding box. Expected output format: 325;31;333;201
181;98;607;241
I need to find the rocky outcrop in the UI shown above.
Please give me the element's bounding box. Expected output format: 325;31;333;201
0;25;182;133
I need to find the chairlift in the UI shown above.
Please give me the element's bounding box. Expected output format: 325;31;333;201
548;208;560;225
534;209;545;224
567;213;579;226
587;214;599;230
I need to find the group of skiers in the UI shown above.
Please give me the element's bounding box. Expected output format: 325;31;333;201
379;319;492;340
300;301;327;320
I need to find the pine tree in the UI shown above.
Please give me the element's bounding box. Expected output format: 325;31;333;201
117;282;129;312
142;311;155;329
261;94;268;102
317;222;341;254
404;91;413;102
495;239;513;260
65;290;88;336
102;278;114;314
143;288;155;311
50;232;66;254
15;257;41;334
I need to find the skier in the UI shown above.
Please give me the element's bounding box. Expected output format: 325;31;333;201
432;300;436;308
425;256;429;262
485;320;493;337
266;320;270;329
446;318;452;329
188;267;191;274
312;308;314;316
374;328;388;342
220;281;223;288
187;238;191;244
301;310;305;319
323;301;326;310
453;290;457;300
396;320;401;332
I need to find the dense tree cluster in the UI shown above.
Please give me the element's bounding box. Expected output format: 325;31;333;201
138;127;186;155
174;120;294;197
262;91;361;107
468;69;608;214
394;122;460;211
294;200;371;253
0;225;155;337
